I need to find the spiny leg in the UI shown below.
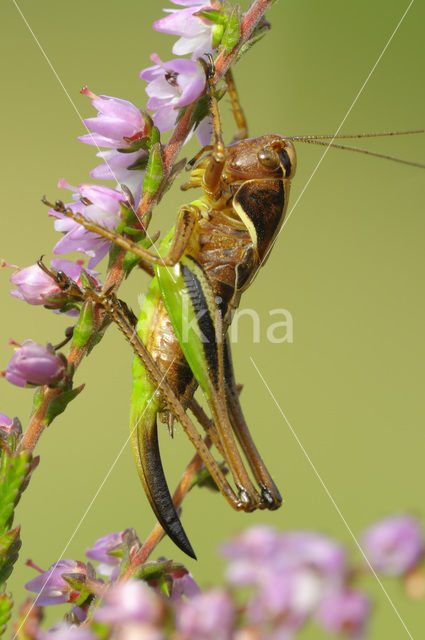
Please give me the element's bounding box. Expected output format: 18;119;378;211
224;68;248;141
189;397;227;460
223;337;282;509
44;198;198;268
159;254;262;510
199;57;226;199
38;262;244;557
93;290;247;511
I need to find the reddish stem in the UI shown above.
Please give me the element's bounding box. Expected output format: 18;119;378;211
20;251;126;452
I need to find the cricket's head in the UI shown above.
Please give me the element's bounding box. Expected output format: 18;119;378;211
222;135;297;183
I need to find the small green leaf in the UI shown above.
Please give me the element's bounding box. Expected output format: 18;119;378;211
0;592;13;637
61;573;86;592
149;126;161;145
44;385;84;426
132;559;186;582
72;302;94;349
212;23;225;49
142;143;164;196
221;8;241;52
190;94;209;129
118;136;150;152
0;450;33;534
127;154;149;172
156;572;171;597
0;527;21;585
32;389;44;413
236;16;271;61
196;8;227;25
61;574;93;607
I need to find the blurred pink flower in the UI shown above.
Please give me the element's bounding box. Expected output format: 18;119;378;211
94;580;163;626
176;589;235;640
316;589;370;639
361;515;425;575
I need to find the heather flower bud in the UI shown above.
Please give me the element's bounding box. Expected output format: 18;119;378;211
361;515;425;575
8;259;98;311
79;89;149;204
25;559;87;606
0;413;13;433
0;413;22;444
4;340;66;388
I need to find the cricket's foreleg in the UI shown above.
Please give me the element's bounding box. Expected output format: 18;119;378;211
223;337;282;510
224;69;248;141
47;199;198;268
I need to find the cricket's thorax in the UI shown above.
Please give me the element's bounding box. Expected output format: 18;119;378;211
141;135;296;407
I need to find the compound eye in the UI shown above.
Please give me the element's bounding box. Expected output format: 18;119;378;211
258;147;280;169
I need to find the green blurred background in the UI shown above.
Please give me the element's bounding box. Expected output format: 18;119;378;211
1;0;424;636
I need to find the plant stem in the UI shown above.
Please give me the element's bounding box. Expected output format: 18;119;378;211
20;250;126;452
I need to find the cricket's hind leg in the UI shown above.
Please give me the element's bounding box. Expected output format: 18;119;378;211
223;337;282;510
224;68;248;141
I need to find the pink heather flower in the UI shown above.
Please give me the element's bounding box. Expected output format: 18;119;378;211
79;89;148;203
316;589;370;639
153;1;218;59
176;589;235;640
361;515;425;575
0;413;21;441
140;54;211;145
50;180;127;268
94;580;163;626
170;569;201;601
9;259;98;308
38;626;96;640
25;560;87;606
86;531;125;578
4;340;66;388
0;413;13;432
223;528;347;618
246;572;305;633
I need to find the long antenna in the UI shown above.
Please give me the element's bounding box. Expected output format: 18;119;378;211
288;129;424;141
288;137;425;169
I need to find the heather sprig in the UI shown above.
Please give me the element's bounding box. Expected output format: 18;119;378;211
16;518;425;639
